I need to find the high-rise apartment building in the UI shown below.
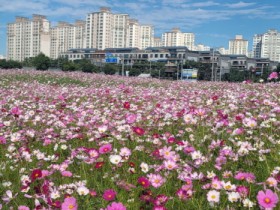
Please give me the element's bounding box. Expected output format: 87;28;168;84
7;14;50;61
228;35;248;55
112;14;129;48
126;19;140;48
86;7;114;50
85;7;130;50
252;34;262;58
162;28;195;50
140;25;154;50
50;20;85;59
262;30;280;62
153;37;162;47
125;19;154;49
252;30;280;62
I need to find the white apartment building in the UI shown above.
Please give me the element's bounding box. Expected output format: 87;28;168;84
50;20;85;59
112;14;129;48
153;37;162;47
126;19;140;48
86;7;114;50
228;35;248;56
7;14;50;61
162;28;195;50
140;25;154;50
86;7;130;50
125;19;154;49
261;29;280;62
252;34;262;58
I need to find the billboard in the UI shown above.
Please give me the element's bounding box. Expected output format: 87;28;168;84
182;69;198;79
105;53;118;63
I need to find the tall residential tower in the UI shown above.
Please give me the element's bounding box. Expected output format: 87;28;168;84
7;14;50;61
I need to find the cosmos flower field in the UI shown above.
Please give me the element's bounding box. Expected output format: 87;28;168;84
0;70;280;210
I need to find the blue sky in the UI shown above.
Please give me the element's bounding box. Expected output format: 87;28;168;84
0;0;280;56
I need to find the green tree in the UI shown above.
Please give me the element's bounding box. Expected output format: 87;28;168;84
129;68;141;76
22;57;34;67
104;64;117;75
0;59;22;69
197;63;211;81
276;63;280;74
75;59;98;73
61;62;78;72
228;68;246;82
33;53;50;70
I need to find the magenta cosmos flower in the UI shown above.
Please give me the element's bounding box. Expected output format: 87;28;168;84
103;189;117;201
105;202;126;210
257;189;279;209
138;176;151;188
132;127;145;136
99;144;112;154
61;197;78;210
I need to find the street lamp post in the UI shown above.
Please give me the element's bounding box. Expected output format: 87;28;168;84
121;55;125;76
211;48;215;81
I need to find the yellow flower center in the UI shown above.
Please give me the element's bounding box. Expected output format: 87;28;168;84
225;185;231;190
211;195;216;199
264;198;271;203
68;204;74;209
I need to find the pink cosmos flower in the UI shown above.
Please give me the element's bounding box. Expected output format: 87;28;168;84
120;147;131;157
257;189;279;209
268;72;278;80
234;172;255;183
163;160;178;170
0;136;6;144
105;202;126;210
10;106;22;117
99;144;112;154
18;206;30;210
266;177;278;187
103;189;117;201
147;174;166;188
126;114;137;124
236;186;249;198
154;194;168;206
61;171;73;177
61;197;78;210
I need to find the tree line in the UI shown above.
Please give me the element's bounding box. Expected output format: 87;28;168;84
1;53;279;81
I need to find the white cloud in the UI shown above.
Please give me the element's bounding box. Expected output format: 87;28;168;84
191;1;220;7
225;1;256;8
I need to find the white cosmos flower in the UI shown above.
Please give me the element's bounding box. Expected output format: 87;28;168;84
207;190;220;203
228;192;240;202
77;186;89;196
140;162;149;173
109;155;122;165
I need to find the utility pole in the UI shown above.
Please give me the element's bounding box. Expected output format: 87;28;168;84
181;59;183;80
149;60;152;76
211;48;214;81
122;55;125;76
261;63;264;77
177;61;179;80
